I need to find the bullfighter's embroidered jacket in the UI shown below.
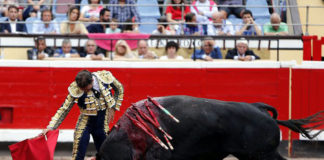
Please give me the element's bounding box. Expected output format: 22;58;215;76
47;70;124;133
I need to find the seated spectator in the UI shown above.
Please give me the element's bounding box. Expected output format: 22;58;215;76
122;17;139;33
207;11;235;35
136;40;158;59
113;40;137;59
160;41;184;60
60;7;88;34
179;12;204;35
82;39;105;60
263;13;288;36
218;0;245;18
105;18;121;33
79;0;103;23
109;0;140;27
191;37;222;61
32;9;60;34
165;0;190;26
225;38;260;61
27;36;54;60
87;8;110;33
0;5;26;33
152;17;175;35
235;10;262;36
17;6;23;20
190;0;218;23
53;39;80;58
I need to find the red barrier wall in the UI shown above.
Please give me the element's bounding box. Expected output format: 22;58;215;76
0;63;323;140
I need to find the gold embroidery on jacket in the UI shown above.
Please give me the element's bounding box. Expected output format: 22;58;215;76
72;114;89;160
47;94;75;129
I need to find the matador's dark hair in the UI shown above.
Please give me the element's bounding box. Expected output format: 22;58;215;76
75;70;93;89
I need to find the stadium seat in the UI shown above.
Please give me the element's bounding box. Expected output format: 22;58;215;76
25;17;39;33
137;0;161;19
0;17;7;22
246;0;270;19
139;18;157;34
52;0;74;20
228;15;242;29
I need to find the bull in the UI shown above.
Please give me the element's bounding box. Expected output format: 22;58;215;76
97;96;324;160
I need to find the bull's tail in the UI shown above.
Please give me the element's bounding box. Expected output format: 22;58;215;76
251;102;278;119
276;111;324;139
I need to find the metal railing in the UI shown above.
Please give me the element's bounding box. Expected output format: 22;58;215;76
0;33;303;61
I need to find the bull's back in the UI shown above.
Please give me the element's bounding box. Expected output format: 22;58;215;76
156;96;281;154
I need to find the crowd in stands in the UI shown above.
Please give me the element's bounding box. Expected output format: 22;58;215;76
0;0;289;61
0;0;288;35
26;35;259;61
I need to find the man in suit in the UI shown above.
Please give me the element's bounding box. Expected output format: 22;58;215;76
0;5;27;33
225;38;260;61
27;36;54;60
191;37;222;61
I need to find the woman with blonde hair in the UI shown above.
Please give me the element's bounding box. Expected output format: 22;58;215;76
113;40;137;60
60;6;88;34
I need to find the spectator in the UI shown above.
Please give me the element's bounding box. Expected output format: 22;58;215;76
32;9;60;34
53;39;80;58
225;38;260;61
191;37;222;61
87;8;110;33
160;41;184;60
207;11;235;35
0;0;19;17
218;0;245;18
60;7;88;34
165;0;190;26
27;36;54;60
179;12;204;35
235;10;262;36
136;40;158;59
23;0;48;20
113;40;137;60
17;6;23;20
105;18;121;33
122;17;139;33
109;0;140;26
79;0;103;23
152;17;175;35
190;0;218;23
263;13;288;36
0;5;26;33
82;39;105;60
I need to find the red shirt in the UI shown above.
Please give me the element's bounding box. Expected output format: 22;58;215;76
165;6;190;20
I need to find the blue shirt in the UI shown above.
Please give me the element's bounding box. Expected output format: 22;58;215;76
54;48;78;57
109;0;140;22
179;24;204;35
87;23;105;33
236;23;262;36
32;20;60;34
191;47;222;60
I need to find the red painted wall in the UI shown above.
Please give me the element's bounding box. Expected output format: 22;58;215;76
0;66;322;140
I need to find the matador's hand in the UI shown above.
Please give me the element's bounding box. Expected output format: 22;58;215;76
107;108;116;124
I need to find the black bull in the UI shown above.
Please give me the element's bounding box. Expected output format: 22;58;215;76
98;96;324;160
